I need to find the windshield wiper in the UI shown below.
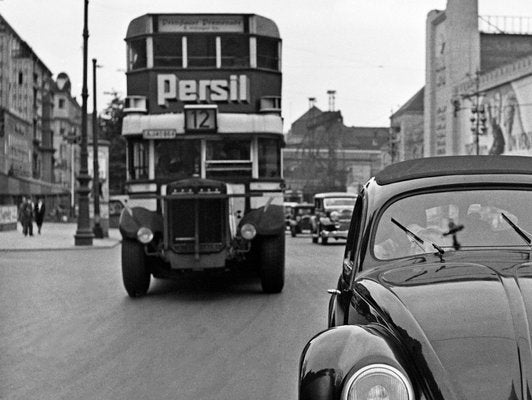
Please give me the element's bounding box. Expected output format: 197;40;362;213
501;212;532;246
391;218;445;261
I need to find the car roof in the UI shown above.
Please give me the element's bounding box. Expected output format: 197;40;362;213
314;192;358;199
294;203;314;207
375;155;532;185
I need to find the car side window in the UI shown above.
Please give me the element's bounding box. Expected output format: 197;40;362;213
342;193;364;282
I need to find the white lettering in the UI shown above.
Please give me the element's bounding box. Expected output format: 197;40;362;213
179;80;197;101
157;74;177;107
210;80;228;101
239;75;249;102
156;74;249;104
229;75;238;102
198;80;210;102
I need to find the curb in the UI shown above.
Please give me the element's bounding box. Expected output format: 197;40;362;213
0;239;122;252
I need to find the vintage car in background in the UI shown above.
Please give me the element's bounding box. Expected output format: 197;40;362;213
284;201;299;230
311;192;357;244
288;203;315;237
109;195;128;228
299;155;532;400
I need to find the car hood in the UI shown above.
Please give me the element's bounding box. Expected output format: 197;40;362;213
358;258;532;400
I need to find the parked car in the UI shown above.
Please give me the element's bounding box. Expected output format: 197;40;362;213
288;203;315;237
311;192;357;244
299;155;532;400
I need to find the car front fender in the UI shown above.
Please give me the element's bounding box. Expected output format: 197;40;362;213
240;204;284;236
119;206;163;240
299;325;412;400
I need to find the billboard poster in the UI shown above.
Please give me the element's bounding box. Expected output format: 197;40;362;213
462;75;532;156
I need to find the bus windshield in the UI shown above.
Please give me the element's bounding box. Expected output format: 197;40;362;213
155;139;201;181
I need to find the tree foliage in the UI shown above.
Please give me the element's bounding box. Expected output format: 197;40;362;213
100;93;127;194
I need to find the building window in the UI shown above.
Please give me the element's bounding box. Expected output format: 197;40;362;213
257;37;279;70
187;36;216;67
128;38;147;70
18;71;23;85
153;36;182;67
58;98;65;109
221;36;249;67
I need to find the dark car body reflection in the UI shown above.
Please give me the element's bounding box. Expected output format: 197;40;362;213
299;156;532;400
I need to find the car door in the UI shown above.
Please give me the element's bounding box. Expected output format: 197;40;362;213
328;191;365;327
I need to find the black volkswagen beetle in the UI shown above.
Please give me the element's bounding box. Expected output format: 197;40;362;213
299;155;532;400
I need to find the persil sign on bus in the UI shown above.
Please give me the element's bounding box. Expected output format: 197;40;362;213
157;74;250;106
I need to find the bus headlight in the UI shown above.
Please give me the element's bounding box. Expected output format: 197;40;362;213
342;364;413;400
330;211;340;221
137;227;154;244
240;223;257;240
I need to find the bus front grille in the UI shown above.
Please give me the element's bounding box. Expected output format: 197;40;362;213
166;197;226;253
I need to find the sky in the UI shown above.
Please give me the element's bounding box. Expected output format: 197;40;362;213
2;0;532;130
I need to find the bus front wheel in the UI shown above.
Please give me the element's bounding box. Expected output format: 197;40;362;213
259;234;285;293
121;239;151;298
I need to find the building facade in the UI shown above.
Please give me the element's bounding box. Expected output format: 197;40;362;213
392;0;532;161
51;72;81;213
0;14;79;228
284;106;388;201
389;88;424;163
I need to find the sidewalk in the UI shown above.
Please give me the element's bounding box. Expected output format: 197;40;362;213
0;223;121;252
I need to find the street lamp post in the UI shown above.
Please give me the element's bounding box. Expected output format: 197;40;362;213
92;58;103;238
74;0;94;245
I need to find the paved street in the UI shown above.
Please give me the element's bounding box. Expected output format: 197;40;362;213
0;229;345;400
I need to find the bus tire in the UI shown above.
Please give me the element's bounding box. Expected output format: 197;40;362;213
290;226;297;237
259;234;285;293
122;239;150;298
321;235;328;245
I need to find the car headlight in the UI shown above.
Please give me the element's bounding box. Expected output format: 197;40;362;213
240;223;257;240
342;364;413;400
137;227;154;244
330;211;340;221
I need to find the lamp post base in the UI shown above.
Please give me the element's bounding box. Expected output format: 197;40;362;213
74;229;94;246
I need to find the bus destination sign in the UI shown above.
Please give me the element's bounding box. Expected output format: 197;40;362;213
142;129;177;139
184;107;217;133
158;15;244;33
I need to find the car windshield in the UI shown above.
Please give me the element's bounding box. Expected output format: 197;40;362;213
323;198;356;207
295;207;313;216
373;189;532;260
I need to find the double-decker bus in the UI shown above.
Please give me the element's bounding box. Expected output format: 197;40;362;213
119;13;285;297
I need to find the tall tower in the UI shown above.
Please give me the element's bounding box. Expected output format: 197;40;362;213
424;0;480;156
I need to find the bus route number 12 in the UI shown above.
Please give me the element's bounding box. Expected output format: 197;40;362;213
185;107;217;132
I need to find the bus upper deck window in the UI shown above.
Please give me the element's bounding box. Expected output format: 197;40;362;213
154;36;183;68
221;36;249;67
257;37;279;71
258;138;281;178
187;36;216;68
128;39;147;70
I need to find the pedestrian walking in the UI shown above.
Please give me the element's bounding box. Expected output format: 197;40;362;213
18;195;26;233
20;197;34;237
34;197;46;234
